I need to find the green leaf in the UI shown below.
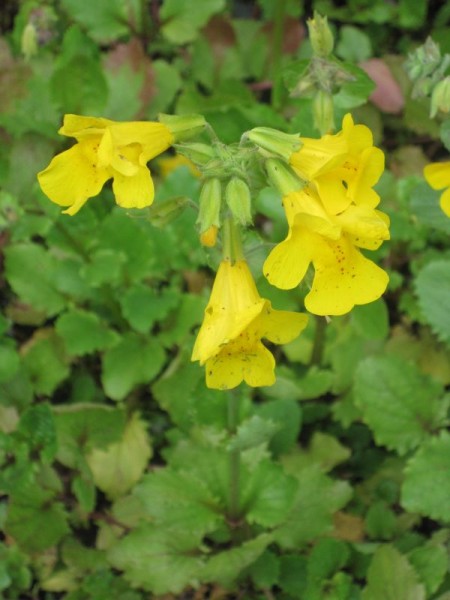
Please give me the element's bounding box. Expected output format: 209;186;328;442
362;545;426;600
365;501;397;540
228;415;280;452
334;62;376;110
4;243;66;316
101;333;166;401
354;356;447;454
22;329;70;395
336;26;372;62
0;343;20;383
60;0;140;42
279;555;308;597
351;299;389;340
56;309;118;356
256;397;302;456
147;59;182;115
408;542;448;596
103;64;144;121
120;284;178;334
401;431;450;522
416;260;450;345
87;413;152;499
5;500;69;553
201;533;273;587
440;120;450;152
307;538;350;583
159;293;205;346
80;249;126;287
284;432;351;473
249;549;280;588
133;468;223;535
410;182;450;234
274;466;352;549
16;403;57;462
54;404;126;469
398;0;427;29
107;526;205;594
160;0;225;44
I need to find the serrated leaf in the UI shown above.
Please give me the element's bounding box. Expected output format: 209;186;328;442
22;329;69;395
307;538;350;582
4;243;66;316
101;333;166;401
354;356;447;454
351;299;389;340
87;413;152;499
56;309;118;356
120;284;178;334
0;343;20;383
286;432;351;473
256;397;302;455
401;431;450;522
107;526;204;594
334;62;376;109
362;545;426;600
16;403;57;462
249;549;280;588
410;182;450;234
416;260;450;345
160;0;225;44
408;542;448;596
228;415;280;452
274;466;352;549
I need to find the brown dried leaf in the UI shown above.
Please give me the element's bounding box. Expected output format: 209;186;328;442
360;58;405;114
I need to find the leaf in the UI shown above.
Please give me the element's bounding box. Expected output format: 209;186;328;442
120;284;179;334
274;466;352;549
401;431;450;522
307;538;350;583
408;542;448;596
256;397;302;456
415;260;450;346
336;26;372;62
201;533;273;587
354;356;447;454
249;549;280;588
107;526;205;594
5;500;69;553
279;555;308;597
56;309;118;356
16;403;57;462
4;243;66;316
101;333;166;401
0;343;20;383
160;0;225;44
410;182;450;235
334;62;376;110
285;432;351;473
228;415;280;452
22;329;70;395
351;299;389;340
362;545;426;600
87;413;152;499
147;59;182;115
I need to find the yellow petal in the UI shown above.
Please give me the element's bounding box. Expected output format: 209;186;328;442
37;139;111;212
108;122;174;163
342;114;373;154
59;114;113;138
98;129;139;176
336;205;390;244
112;165;155;209
306;237;389;315
263;230;312;290
205;344;276;390
349;147;384;206
439;187;450;217
284;187;341;239
314;174;351;215
290;135;348;180
262;306;308;344
424;161;450;190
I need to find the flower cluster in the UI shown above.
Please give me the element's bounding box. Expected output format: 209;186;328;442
261;114;390;316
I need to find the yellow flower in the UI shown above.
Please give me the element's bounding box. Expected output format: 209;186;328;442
157;154;201;178
192;260;308;390
264;187;390;316
423;160;450;217
290;113;384;214
38;114;174;215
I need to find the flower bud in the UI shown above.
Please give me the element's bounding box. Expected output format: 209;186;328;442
247;127;302;161
313;89;335;134
430;77;450;118
265;158;305;195
308;13;334;58
197;178;222;242
21;22;38;61
200;225;218;247
147;196;189;227
158;113;206;142
225;177;252;227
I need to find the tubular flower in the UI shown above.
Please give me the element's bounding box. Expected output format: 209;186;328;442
38;114;174;215
264;186;390;316
192;259;308;390
289;113;385;214
423;161;450;217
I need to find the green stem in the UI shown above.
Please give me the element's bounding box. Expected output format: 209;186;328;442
227;389;241;523
310;315;327;366
271;0;287;109
222;216;244;263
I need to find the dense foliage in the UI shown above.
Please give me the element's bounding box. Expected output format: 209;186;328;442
0;1;449;599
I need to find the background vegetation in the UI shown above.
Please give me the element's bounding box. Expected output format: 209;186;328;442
0;0;449;598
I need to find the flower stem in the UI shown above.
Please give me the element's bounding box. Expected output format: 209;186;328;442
222;216;244;263
271;0;287;110
227;389;241;523
310;315;327;366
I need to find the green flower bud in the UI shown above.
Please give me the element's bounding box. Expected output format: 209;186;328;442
265;158;305;195
176;142;216;165
308;13;334;58
313;89;335;134
225;177;252;227
247;127;302;161
21;22;38;61
197;178;222;235
158;113;206;142
430;77;450;118
147;196;189;227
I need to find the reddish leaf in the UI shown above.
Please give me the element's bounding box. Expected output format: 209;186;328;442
360;58;404;114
